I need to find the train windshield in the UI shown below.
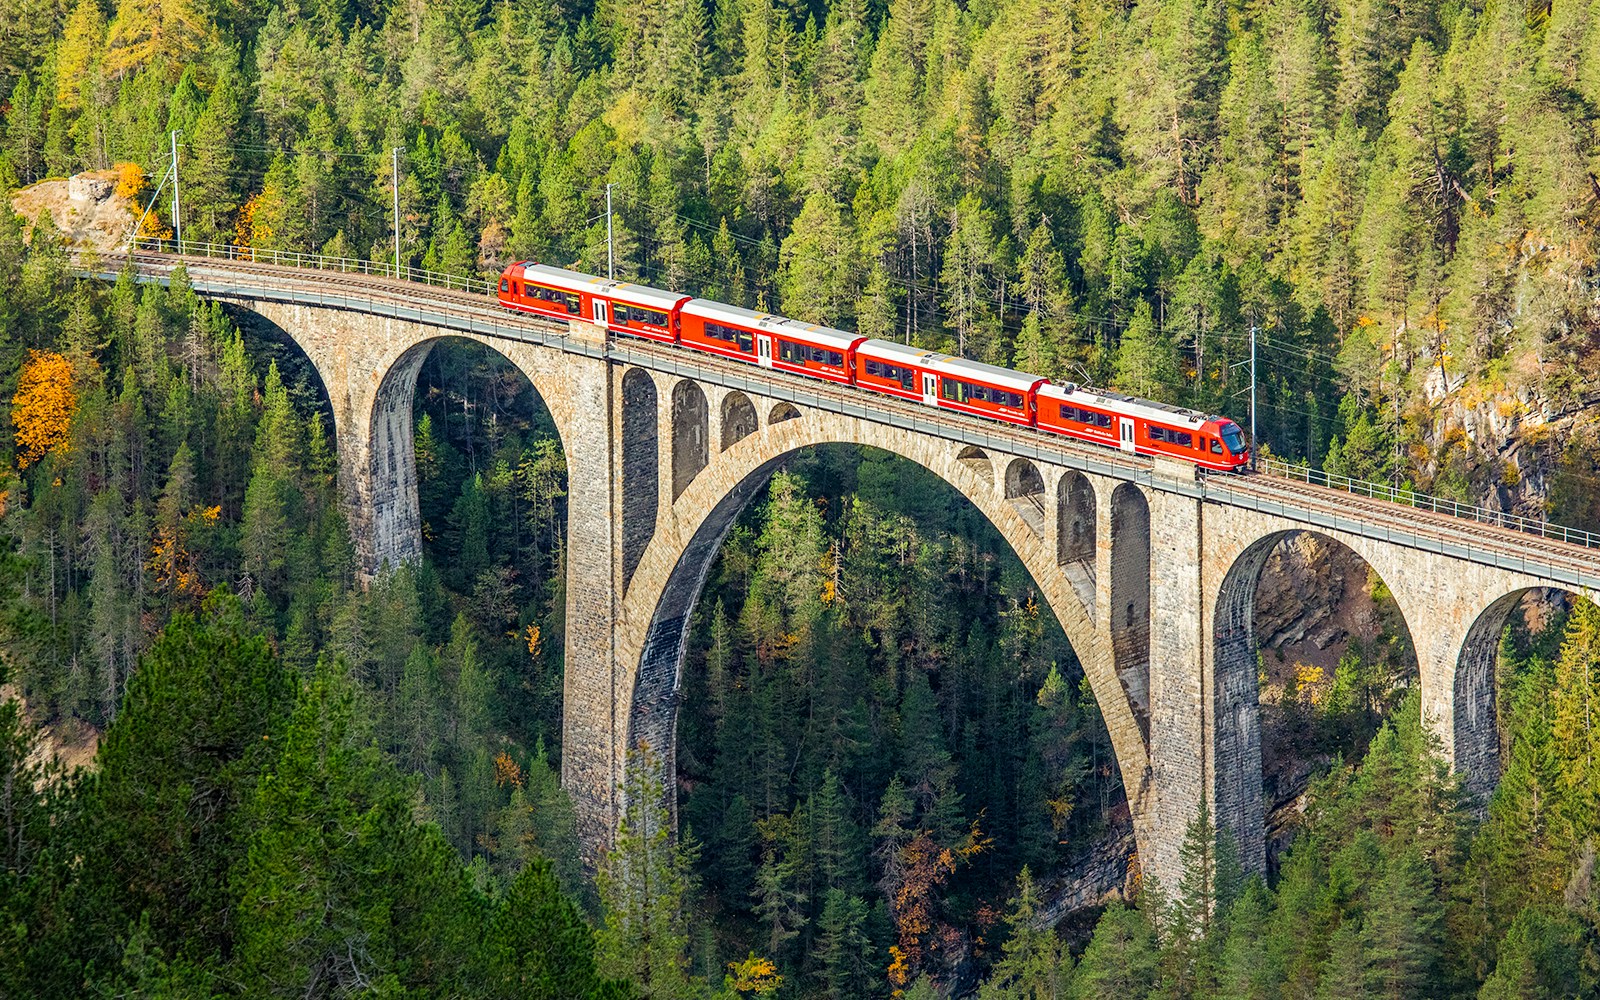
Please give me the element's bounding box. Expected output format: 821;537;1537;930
1222;425;1245;455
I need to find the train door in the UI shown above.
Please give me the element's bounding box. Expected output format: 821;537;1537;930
592;299;609;327
922;372;938;405
756;334;773;368
1118;417;1136;453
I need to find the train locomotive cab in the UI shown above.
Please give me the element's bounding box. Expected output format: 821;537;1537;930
498;262;687;341
927;356;1046;426
1208;419;1250;471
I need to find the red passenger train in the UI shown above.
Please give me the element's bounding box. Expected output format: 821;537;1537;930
497;261;1251;472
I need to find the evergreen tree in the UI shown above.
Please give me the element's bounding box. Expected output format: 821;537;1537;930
979;867;1071;1000
597;746;700;999
486;856;631;999
1071;901;1159;998
1113;300;1180;403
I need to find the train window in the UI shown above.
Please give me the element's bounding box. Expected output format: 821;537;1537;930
1150;426;1167;443
1175;431;1193;447
940;379;966;402
641;308;668;326
1004;391;1023;408
614;304;631;324
1059;405;1111;428
565;293;580;314
706;322;754;352
500;278;509;292
866;361;915;388
1210;438;1223;455
1222;426;1244;454
782;341;845;366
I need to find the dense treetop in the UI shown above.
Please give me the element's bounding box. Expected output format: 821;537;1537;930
4;0;1599;501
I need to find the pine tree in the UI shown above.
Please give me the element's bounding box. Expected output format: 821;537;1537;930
1360;847;1444;997
1476;905;1586;1000
1071;901;1159;998
1216;878;1284;999
814;888;873;998
71;590;293;974
486;856;631;999
1550;598;1600;851
979;867;1070;1000
1113;300;1180;402
596;745;700;999
778;191;857;327
235;654;480;995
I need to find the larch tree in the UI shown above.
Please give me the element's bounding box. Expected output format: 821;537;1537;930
11;350;76;469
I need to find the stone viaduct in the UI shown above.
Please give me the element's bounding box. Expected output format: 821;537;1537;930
92;253;1600;892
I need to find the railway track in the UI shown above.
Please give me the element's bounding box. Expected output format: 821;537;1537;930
88;249;1600;586
1222;472;1600;570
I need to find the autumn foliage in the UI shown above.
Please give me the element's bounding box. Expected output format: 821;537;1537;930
12;351;77;469
113;162;146;200
886;822;992;992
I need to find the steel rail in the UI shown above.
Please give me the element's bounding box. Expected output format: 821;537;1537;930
78;248;1600;592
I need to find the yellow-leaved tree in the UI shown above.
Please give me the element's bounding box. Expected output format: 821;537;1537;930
55;0;108;110
12;351;78;469
104;0;208;79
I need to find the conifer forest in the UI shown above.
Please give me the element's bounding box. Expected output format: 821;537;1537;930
2;0;1600;994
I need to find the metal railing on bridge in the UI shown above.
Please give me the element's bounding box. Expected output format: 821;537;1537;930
109;239;1600;557
1260;457;1600;550
126;237;496;296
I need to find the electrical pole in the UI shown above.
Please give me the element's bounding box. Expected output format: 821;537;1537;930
1249;324;1258;469
393;147;404;279
606;183;614;279
169;130;181;252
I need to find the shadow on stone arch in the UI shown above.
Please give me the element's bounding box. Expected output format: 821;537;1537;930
224;303;336;438
366;335;571;595
1214;530;1420;872
1452;586;1574;803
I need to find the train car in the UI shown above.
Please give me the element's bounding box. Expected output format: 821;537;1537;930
1037;383;1248;471
493;262;1253;473
856;340;945;403
679;301;865;383
927;356;1046;426
497;262;688;342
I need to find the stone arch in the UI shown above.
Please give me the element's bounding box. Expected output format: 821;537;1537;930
1004;458;1047;537
616;414;1151;877
957;445;992;482
1212;528;1421;874
365;334;572;575
223;303;336;433
720;391;758;451
1109;483;1151;742
621;368;659;588
1451;587;1570;802
672;380;709;501
770;401;801;424
1058;472;1096;613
